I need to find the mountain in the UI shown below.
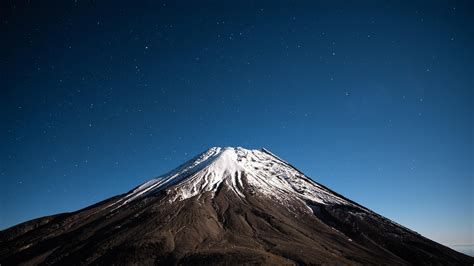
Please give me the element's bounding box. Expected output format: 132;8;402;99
0;147;472;265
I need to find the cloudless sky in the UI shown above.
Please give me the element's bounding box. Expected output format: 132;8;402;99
1;1;472;249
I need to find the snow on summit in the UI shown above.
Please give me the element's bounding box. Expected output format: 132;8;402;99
109;147;352;210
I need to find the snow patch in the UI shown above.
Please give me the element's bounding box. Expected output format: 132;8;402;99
109;147;352;210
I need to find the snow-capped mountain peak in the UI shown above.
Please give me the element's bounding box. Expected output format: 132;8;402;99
109;147;350;209
4;147;471;265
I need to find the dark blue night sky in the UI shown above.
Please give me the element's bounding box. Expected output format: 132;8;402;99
1;1;472;249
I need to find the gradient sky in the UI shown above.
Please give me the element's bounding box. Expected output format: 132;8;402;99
1;1;472;248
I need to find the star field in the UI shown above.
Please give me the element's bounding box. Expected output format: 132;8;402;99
1;1;473;250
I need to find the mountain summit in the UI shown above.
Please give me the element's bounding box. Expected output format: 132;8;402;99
111;147;351;208
1;147;472;265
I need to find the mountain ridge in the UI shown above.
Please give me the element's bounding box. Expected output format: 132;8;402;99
1;146;472;265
